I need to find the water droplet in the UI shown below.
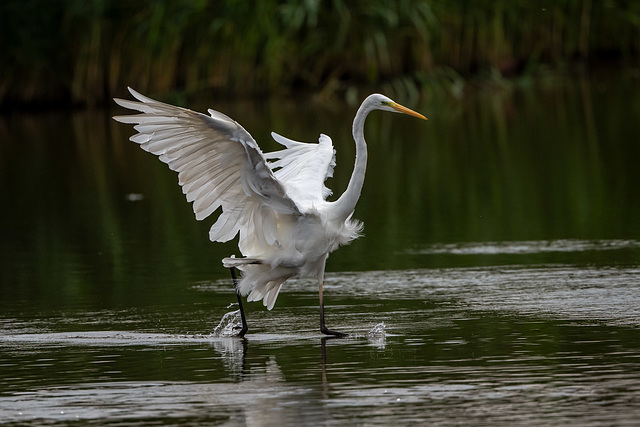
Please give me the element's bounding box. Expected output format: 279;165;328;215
367;322;386;337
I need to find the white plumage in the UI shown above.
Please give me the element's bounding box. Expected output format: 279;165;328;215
114;88;426;335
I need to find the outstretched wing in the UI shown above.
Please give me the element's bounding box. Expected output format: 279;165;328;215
113;87;300;256
265;132;336;209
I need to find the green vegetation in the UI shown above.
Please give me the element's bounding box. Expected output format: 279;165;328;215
1;0;639;108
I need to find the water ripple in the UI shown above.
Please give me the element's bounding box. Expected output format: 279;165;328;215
404;239;640;255
326;265;640;326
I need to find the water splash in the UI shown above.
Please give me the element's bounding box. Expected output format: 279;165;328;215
366;322;387;349
211;310;243;337
367;322;386;337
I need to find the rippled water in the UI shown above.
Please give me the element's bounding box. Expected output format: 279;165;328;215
1;75;640;425
407;239;640;255
2;251;640;425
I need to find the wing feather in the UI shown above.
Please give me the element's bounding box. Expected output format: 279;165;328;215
266;132;336;208
113;87;300;255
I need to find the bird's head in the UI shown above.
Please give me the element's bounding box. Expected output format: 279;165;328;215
367;94;427;120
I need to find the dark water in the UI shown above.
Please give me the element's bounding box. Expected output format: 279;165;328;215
1;72;640;425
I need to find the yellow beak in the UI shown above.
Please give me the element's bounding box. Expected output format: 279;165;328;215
391;102;427;120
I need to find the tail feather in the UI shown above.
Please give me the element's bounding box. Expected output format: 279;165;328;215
222;257;262;268
222;259;294;310
247;278;286;310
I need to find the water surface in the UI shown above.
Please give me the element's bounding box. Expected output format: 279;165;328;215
1;73;639;425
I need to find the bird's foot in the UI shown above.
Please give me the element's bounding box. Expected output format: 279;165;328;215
233;324;248;338
321;325;348;337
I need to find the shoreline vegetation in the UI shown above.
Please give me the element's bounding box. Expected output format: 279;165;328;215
1;0;639;110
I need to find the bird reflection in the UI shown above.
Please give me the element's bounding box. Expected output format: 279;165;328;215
211;336;248;378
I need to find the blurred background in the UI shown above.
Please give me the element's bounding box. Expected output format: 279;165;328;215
1;0;639;108
0;1;639;308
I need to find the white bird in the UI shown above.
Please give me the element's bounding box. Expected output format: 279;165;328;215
113;88;426;337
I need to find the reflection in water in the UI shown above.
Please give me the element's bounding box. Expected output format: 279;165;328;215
0;332;347;425
211;336;247;378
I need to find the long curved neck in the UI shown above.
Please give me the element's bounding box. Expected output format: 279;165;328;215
332;101;371;221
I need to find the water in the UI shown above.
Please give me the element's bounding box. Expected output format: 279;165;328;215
1;73;640;425
2;263;640;425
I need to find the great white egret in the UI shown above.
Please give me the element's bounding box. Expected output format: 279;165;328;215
113;88;426;337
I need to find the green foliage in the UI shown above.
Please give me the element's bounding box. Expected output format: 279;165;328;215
1;0;638;107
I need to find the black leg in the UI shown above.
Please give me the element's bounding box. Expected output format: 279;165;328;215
319;281;348;337
230;267;248;337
